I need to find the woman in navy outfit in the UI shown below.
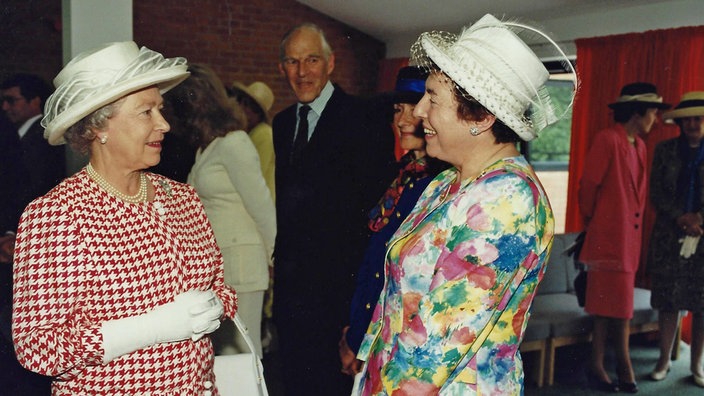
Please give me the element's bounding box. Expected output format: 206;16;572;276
338;66;449;376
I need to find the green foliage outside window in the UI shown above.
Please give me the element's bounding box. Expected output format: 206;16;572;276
530;79;574;164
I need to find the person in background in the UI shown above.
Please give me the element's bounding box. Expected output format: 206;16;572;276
356;14;568;395
1;72;66;396
272;22;395;394
0;73;66;255
579;82;671;393
0;107;50;396
228;81;276;202
647;91;704;388
0;110;19;260
168;64;276;357
339;65;449;376
228;82;278;351
12;41;237;395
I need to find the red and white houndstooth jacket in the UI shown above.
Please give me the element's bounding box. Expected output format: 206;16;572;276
12;169;237;395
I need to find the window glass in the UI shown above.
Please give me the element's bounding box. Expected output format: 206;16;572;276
530;72;575;233
529;76;574;169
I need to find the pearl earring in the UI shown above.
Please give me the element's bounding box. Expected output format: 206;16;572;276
470;127;480;136
99;135;108;144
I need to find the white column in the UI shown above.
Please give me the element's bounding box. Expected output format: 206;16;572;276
61;0;133;174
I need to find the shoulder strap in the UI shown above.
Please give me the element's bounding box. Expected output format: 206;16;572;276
232;313;269;396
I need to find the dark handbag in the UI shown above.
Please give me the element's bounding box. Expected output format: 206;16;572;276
565;231;587;307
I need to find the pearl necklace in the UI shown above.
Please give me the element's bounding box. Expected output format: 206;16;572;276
86;163;148;203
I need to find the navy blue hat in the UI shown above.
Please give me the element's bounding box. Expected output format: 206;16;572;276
393;66;428;104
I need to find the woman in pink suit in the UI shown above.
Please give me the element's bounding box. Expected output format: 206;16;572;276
579;82;670;393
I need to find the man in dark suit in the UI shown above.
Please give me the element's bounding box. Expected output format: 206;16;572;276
1;73;66;228
272;24;394;395
1;74;61;394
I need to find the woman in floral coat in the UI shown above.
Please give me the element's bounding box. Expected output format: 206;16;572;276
355;14;573;395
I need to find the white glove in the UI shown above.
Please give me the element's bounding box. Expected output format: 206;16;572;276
182;290;224;341
679;235;701;259
101;290;224;363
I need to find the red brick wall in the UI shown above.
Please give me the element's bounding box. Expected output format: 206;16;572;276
1;0;385;116
134;0;385;115
0;0;63;86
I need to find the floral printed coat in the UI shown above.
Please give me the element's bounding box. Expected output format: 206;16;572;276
357;157;554;395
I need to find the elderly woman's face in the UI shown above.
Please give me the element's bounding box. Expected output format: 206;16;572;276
99;87;169;170
413;73;471;165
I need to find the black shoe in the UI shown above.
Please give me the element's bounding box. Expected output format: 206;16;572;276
619;381;639;393
587;371;619;392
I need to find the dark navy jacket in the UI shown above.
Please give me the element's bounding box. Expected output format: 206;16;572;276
346;172;437;353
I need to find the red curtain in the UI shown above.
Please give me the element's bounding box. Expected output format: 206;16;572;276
377;57;410;160
565;25;704;283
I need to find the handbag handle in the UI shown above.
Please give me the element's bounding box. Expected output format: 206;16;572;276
231;313;269;396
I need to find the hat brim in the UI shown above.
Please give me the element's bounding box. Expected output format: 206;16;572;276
44;66;189;145
663;106;704;122
607;101;671;110
392;91;424;104
229;82;271;124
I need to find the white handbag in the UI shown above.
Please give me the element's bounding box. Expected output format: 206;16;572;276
213;314;269;396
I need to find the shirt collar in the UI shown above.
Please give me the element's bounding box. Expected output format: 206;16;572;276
298;81;334;117
18;114;42;139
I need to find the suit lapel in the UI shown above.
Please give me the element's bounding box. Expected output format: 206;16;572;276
307;87;344;149
280;106;298;158
620;136;645;207
191;137;219;175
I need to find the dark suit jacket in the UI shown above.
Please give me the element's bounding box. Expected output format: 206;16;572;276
3;118;66;233
0;115;21;233
0;118;54;395
272;85;394;392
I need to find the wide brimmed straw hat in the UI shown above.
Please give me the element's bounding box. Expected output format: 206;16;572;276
663;91;704;122
231;81;275;122
607;82;671;110
410;13;574;141
42;41;189;145
392;66;428;104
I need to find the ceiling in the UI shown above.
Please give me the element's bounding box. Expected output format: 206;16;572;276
298;0;661;40
297;0;694;57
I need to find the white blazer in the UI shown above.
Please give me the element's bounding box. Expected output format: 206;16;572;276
188;130;276;292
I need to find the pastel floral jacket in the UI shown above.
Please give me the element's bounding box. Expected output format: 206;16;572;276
357;156;554;395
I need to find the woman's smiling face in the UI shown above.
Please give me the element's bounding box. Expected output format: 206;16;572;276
99;86;170;171
413;73;472;166
393;102;425;152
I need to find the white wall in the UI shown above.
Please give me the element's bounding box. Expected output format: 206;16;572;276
62;0;133;62
61;0;133;174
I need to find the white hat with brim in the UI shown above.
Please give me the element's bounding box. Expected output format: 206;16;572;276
663;91;704;123
410;14;568;141
230;81;275;123
42;41;190;145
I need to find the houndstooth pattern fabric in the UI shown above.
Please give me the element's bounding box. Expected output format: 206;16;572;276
12;169;237;395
